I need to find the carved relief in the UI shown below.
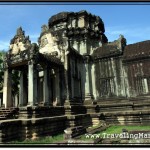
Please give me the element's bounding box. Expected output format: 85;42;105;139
9;27;31;55
78;17;85;28
39;25;69;62
39;33;61;58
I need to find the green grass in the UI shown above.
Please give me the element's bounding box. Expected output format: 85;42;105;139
10;134;64;144
9;126;150;144
80;125;150;141
99;125;150;135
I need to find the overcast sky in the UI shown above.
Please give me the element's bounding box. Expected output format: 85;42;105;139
0;2;150;50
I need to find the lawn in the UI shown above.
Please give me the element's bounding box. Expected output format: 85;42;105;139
80;125;150;141
10;134;64;144
9;125;150;144
99;125;150;134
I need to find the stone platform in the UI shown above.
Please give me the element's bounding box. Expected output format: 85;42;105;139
1;97;150;143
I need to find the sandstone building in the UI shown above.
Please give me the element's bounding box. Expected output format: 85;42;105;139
3;10;150;107
0;10;150;143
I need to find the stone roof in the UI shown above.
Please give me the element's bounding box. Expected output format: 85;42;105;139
92;35;126;59
48;10;105;32
48;10;93;26
48;12;69;26
39;53;63;66
123;40;150;61
92;44;120;59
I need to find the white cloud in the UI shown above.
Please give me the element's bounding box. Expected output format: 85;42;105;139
105;25;150;44
106;26;129;35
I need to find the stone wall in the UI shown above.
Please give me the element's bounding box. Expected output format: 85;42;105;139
0;116;67;143
0;120;22;143
103;110;150;125
0;106;93;143
19;106;65;119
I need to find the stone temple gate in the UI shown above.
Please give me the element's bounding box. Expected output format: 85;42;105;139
3;27;66;108
2;10;150;108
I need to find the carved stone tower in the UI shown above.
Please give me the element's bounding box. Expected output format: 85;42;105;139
48;10;108;104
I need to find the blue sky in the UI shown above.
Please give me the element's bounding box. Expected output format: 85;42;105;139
0;2;150;50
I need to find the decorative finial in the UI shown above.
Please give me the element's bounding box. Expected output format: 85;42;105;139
16;26;24;36
41;25;48;33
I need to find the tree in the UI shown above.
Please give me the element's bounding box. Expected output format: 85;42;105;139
0;50;5;91
11;70;19;99
0;50;19;106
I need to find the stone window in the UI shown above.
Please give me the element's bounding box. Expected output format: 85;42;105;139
56;24;64;30
78;17;85;28
136;77;149;95
72;18;77;28
99;77;114;97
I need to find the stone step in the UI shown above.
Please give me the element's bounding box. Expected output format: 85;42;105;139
97;96;150;105
0;107;19;120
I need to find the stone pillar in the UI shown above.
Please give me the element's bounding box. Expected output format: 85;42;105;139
19;71;24;106
28;60;37;106
73;40;78;50
111;58;118;96
59;68;64;105
64;50;72;105
83;55;95;105
3;69;12;108
55;68;60;106
91;63;96;100
19;71;28;106
15;94;18;107
43;65;52;106
123;64;130;97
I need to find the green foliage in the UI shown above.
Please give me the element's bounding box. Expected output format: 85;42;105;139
99;125;150;135
11;70;19;95
10;134;64;144
0;50;19;95
0;50;5;91
80;125;150;141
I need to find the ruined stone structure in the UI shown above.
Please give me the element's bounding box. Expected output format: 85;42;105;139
2;10;108;107
3;10;150;107
0;10;150;143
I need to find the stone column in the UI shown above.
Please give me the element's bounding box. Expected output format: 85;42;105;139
91;63;96;100
28;60;37;106
73;40;78;50
111;58;118;96
64;50;72;105
83;55;95;105
55;68;60;106
15;94;18;107
43;65;52;106
19;71;28;106
19;71;24;106
59;68;64;105
3;69;12;108
123;64;130;97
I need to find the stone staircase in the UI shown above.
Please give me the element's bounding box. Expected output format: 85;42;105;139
97;96;150;112
94;96;150;125
0;107;19;120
